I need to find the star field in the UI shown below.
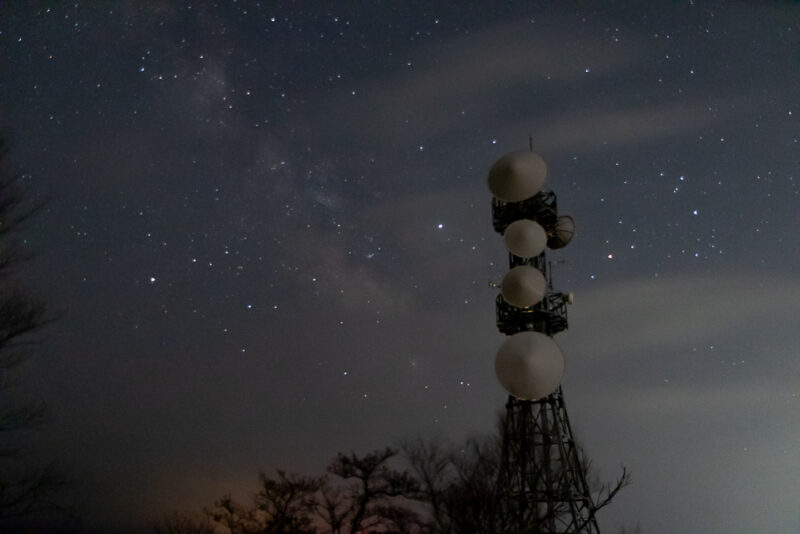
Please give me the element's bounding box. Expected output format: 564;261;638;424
2;2;800;532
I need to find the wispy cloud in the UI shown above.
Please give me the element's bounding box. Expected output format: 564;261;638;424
566;273;800;360
602;381;800;417
319;18;757;156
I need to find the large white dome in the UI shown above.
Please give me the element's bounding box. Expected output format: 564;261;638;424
487;150;547;202
495;331;564;401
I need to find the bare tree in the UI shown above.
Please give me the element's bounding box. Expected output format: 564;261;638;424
401;438;455;534
0;139;67;526
254;470;323;534
401;432;631;534
314;483;350;534
204;493;263;534
327;447;419;534
582;451;631;516
447;437;507;534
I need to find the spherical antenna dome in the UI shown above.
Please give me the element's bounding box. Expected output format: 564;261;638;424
504;219;547;258
487;150;547;202
547;215;575;249
501;265;546;308
495;331;564;400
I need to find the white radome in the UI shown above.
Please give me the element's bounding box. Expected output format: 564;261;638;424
504;219;547;258
501;265;546;308
548;215;575;249
495;331;564;400
487;150;547;202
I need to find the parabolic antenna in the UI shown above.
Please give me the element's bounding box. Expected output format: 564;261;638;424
495;331;564;400
487;150;547;202
504;219;547;258
501;265;546;308
548;215;575;249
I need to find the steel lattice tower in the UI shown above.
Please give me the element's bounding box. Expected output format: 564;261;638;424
489;152;601;534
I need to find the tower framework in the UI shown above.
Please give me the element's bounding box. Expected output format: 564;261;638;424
492;189;601;533
498;393;600;534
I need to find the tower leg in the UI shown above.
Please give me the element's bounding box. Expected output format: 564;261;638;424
497;388;601;534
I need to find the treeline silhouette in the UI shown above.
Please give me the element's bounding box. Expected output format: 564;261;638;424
157;429;630;534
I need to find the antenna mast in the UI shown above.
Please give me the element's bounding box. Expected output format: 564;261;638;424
488;149;597;533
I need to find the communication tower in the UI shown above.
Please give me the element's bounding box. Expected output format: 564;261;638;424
488;149;601;533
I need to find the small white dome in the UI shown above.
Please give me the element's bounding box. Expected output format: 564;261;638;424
501;265;546;308
504;219;547;258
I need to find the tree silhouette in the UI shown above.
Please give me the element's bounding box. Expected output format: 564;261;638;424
0;139;67;525
204;493;262;533
403;424;630;534
327;447;419;534
314;484;349;534
254;470;324;534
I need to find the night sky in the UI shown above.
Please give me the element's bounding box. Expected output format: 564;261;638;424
2;2;800;532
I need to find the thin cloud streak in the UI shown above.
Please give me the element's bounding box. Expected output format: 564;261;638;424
567;273;800;360
601;381;800;416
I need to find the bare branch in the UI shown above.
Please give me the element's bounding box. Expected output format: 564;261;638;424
592;465;632;513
